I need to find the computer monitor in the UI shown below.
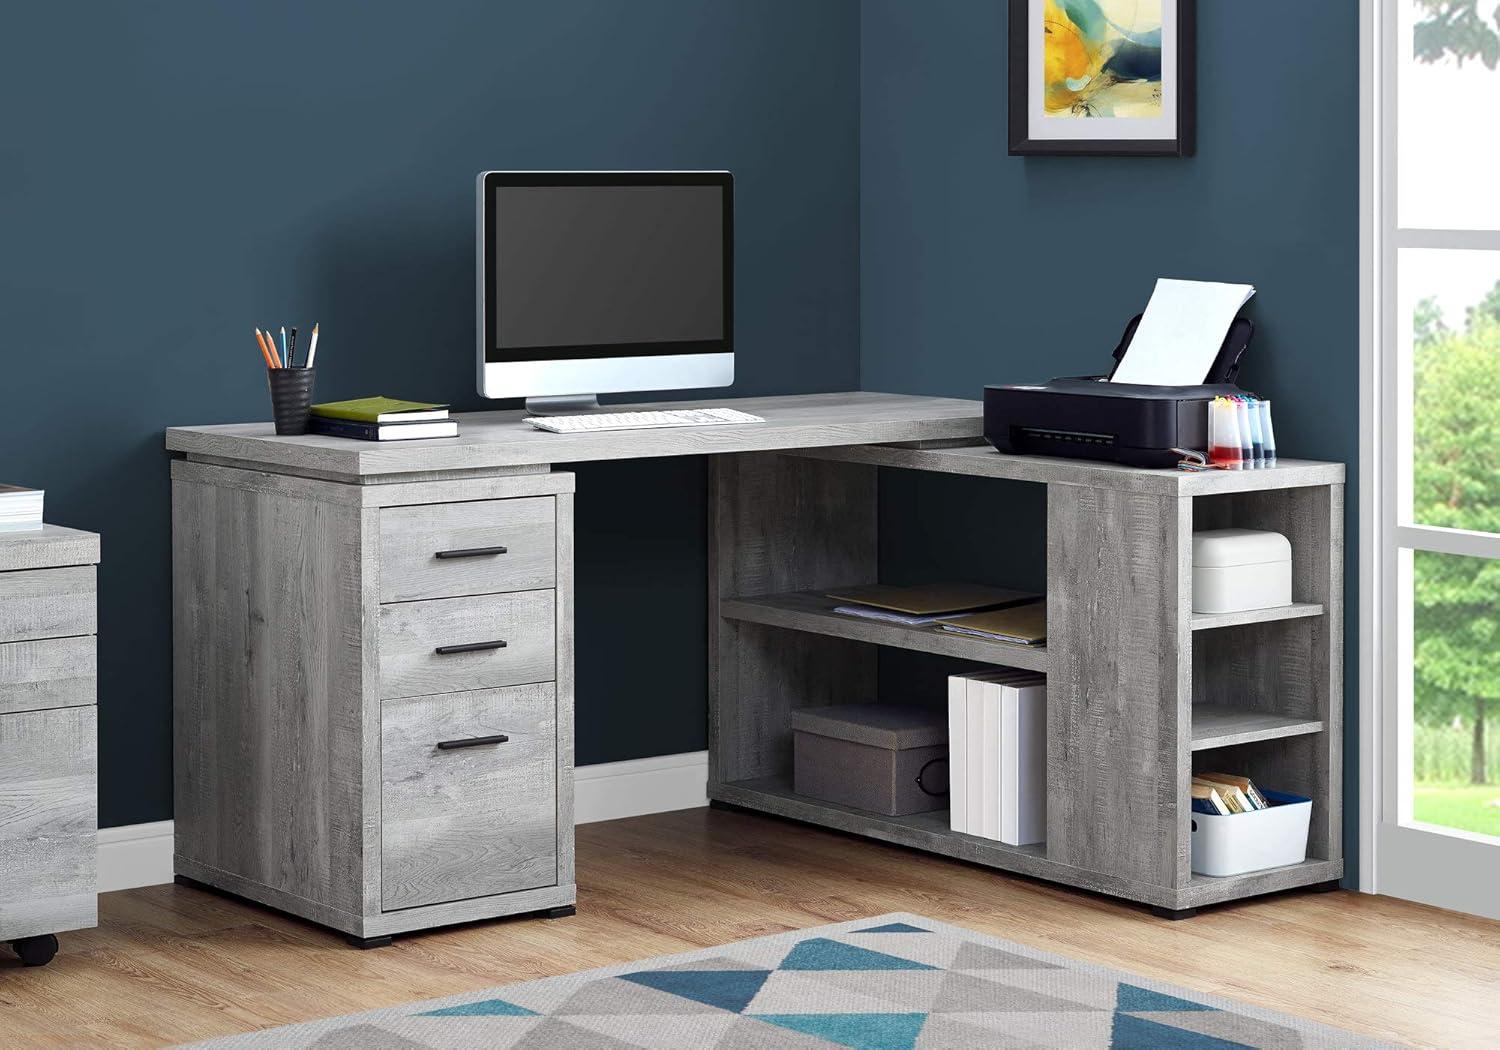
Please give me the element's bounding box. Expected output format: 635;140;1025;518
477;171;733;411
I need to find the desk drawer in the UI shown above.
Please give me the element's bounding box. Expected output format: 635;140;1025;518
376;591;555;701
379;497;556;603
0;567;95;642
0;705;98;939
381;684;557;910
0;637;96;715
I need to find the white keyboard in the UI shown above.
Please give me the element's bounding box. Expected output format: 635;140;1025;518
524;407;767;433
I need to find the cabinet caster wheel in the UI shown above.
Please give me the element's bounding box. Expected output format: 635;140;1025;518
1150;905;1198;921
11;934;59;966
346;934;393;950
542;905;576;919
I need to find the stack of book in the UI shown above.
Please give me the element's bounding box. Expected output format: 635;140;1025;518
309;397;459;441
0;485;43;532
1191;772;1271;814
827;583;1040;628
947;670;1046;846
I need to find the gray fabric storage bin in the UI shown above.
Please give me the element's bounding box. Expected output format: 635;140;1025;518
792;703;948;816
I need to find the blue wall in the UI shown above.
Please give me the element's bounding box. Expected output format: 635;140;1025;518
2;0;860;828
859;0;1361;879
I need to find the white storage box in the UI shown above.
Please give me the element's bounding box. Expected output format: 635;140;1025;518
1192;528;1292;614
1190;790;1311;877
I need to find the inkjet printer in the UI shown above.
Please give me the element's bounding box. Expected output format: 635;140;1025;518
984;313;1255;469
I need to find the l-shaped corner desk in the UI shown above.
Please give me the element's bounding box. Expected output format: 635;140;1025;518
165;390;1344;944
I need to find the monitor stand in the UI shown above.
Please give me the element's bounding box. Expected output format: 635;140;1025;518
525;394;601;416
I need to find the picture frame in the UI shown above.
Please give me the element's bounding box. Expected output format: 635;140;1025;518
1008;0;1195;157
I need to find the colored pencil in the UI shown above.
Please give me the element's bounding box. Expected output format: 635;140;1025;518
306;323;320;368
280;326;288;366
256;328;282;369
254;328;275;368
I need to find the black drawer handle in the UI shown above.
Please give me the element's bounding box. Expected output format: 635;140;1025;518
434;639;508;655
435;546;508;559
437;733;510;750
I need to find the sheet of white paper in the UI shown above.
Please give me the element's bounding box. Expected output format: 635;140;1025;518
1109;278;1256;386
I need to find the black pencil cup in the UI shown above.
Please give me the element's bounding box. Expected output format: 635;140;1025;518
267;368;316;435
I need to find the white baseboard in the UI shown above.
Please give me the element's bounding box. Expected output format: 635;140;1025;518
575;749;709;824
97;820;175;892
97;751;709;891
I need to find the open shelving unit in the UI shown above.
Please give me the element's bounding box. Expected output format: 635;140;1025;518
708;444;1344;916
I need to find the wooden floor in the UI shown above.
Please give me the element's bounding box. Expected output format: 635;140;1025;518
3;807;1498;1048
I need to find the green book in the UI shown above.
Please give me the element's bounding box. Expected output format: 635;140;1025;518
310;396;449;424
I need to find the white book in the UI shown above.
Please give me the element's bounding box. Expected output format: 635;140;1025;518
964;675;985;836
980;678;1001;840
1000;679;1048;846
947;674;968;834
0;485;43;531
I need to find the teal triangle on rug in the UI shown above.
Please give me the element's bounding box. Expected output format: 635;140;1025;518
855;922;930;934
778;937;938;972
1111;1010;1253;1049
618;968;772;1013
1116;983;1217;1013
758;1011;928;1050
417;997;537;1017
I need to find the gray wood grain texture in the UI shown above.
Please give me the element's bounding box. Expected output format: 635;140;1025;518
1046;485;1188;890
376;590;555;701
1190;705;1324;751
0;637;96;716
0;705;97;940
380;684;558;911
708;453;879;787
1190;602;1324;631
379;497;556;602
713;773;1341;910
553;489;576;891
165;392;985;476
0;566;96;642
171;458;573;508
172;472;369;920
1191;484;1343;863
787;444;1345;496
719;590;1049;673
0;525;100;572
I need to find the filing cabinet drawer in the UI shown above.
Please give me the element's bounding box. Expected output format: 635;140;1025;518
381;683;557;910
376;590;555;700
0;637;96;715
379;497;556;603
0;567;95;642
0;705;98;939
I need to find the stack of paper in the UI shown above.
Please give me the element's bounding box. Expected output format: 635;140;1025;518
828;583;1040;627
937;602;1046;645
0;485;43;532
1108;278;1256;386
947;670;1047;845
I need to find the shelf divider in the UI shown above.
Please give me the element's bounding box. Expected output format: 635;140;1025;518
1191;704;1324;751
1190;602;1324;631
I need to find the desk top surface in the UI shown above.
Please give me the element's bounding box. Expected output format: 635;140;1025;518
0;524;101;572
166;391;985;477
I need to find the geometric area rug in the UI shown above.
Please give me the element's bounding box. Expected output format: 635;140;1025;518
185;913;1393;1049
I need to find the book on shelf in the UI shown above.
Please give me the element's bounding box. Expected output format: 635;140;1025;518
1196;772;1269;811
310;396;450;423
1190;781;1232;816
0;484;43;532
948;669;1046;844
308;416;459;442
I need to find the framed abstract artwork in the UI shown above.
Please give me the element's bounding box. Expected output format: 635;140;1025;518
1008;0;1195;156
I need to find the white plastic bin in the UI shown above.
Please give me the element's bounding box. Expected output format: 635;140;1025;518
1190;789;1311;877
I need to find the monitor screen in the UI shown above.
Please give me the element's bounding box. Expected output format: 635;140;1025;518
486;174;731;363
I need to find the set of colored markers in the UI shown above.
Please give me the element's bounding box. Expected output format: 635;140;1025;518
1208;395;1276;470
254;323;319;370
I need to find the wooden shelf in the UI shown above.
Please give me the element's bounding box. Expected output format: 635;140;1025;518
1190;603;1324;631
714;774;1340;911
1191;705;1324;751
719;591;1049;673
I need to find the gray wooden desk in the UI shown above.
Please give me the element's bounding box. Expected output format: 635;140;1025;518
165;390;1344;940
